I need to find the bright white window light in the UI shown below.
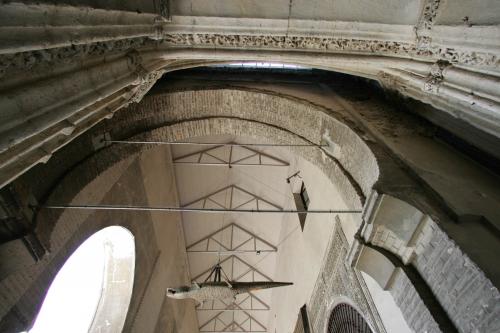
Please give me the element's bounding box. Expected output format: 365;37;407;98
220;62;307;69
25;226;135;333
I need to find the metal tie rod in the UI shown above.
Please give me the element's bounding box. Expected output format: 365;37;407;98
106;140;327;148
37;204;361;214
196;309;269;312
187;250;275;254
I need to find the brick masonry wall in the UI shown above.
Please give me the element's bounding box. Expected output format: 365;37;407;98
0;158;161;331
389;269;441;333
365;194;499;332
414;223;500;333
365;193;499;332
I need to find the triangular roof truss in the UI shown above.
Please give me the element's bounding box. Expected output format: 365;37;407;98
182;184;282;211
187;223;277;254
173;143;289;167
199;309;267;333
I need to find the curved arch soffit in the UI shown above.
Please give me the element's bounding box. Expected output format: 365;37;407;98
27;226;135;333
327;302;373;333
39;115;377;252
362;193;436;264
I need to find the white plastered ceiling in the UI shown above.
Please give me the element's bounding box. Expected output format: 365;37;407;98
170;133;390;332
173;134;294;333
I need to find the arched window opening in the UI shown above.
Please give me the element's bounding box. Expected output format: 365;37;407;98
327;303;372;333
25;226;135;333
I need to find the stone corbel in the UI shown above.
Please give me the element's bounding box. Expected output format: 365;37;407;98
422;60;450;94
125;50;169;95
123;68;166;108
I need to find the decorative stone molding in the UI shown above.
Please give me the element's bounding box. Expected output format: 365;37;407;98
308;219;386;333
1;31;497;81
423;75;442;94
0;37;150;79
416;35;432;51
162;33;423;58
156;0;171;20
126;50;150;83
128;69;166;105
417;0;443;31
164;33;406;51
161;33;498;68
376;72;406;93
414;0;442;49
423;60;451;94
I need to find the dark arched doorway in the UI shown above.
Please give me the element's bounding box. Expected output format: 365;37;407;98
327;303;372;333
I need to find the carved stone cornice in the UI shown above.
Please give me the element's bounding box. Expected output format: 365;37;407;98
0;31;497;81
162;33;418;55
161;33;498;68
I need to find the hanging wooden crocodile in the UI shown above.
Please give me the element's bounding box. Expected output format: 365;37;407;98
166;263;293;305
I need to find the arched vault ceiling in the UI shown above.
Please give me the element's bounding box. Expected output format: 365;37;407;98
0;0;499;190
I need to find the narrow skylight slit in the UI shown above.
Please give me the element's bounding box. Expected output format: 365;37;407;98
213;62;309;69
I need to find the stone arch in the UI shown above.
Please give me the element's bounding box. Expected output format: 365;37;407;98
323;296;374;333
327;302;373;333
352;243;445;332
14;88;385;331
359;193;498;332
38;115;370;251
0;5;498;332
2;87;496;332
361;193;434;265
34;88;389;251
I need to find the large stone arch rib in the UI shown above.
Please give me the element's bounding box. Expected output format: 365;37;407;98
1;87;497;333
2;48;499;190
